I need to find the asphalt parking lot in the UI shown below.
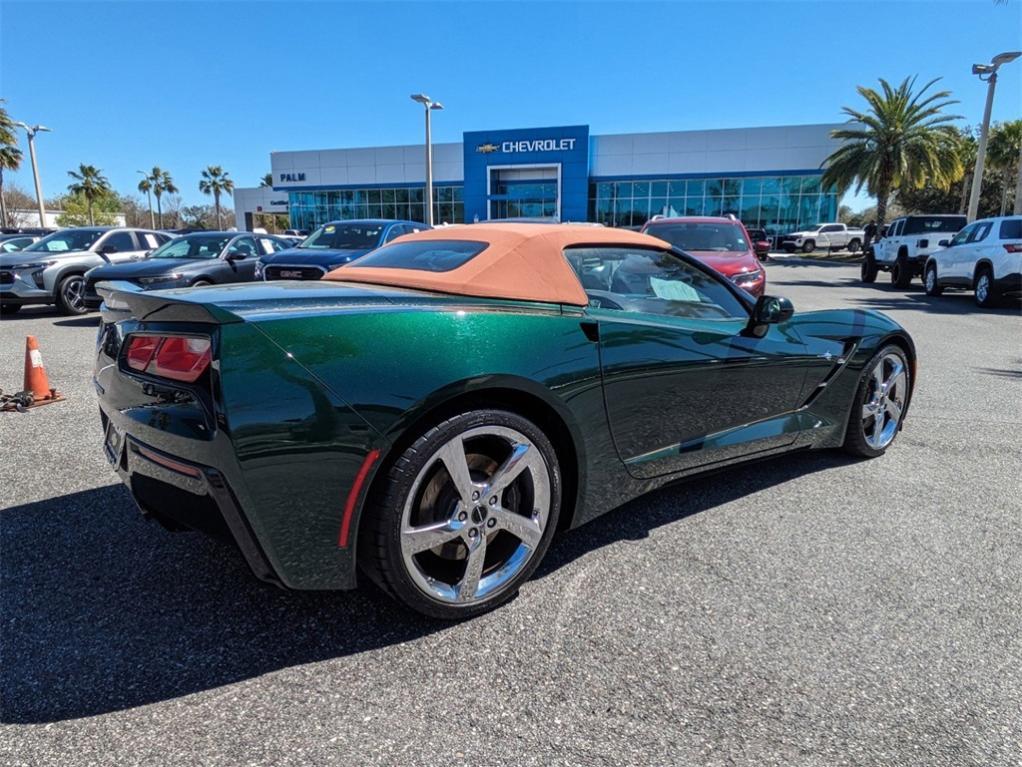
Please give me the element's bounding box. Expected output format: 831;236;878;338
2;260;1020;766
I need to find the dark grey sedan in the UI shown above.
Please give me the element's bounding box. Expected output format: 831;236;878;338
84;232;289;308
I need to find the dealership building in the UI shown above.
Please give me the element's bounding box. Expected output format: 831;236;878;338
235;123;843;235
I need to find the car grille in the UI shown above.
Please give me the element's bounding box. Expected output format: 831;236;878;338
0;271;13;285
265;265;326;281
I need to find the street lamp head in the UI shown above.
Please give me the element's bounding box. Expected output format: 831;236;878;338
35;125;51;133
410;93;431;106
992;51;1021;66
972;63;994;75
430;102;444;111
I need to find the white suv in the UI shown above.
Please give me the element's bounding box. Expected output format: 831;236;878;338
923;216;1022;307
862;214;967;287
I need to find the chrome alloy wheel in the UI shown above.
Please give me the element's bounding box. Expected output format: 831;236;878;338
925;267;936;292
63;276;86;312
861;353;908;450
400;425;551;605
976;272;991;304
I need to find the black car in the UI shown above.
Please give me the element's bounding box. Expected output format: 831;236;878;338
84;231;289;308
257;219;428;280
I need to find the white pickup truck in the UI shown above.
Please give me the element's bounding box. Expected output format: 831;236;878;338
861;214;967;287
780;223;865;254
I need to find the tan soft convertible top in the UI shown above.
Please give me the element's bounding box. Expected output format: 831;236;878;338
324;223;670;306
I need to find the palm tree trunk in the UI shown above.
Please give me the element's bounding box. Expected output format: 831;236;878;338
214;191;221;229
0;168;7;228
999;172;1010;216
958;172;971;214
88;197;94;226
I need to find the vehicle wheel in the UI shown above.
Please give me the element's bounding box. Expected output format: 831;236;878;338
847;239;861;253
802;239;815;254
974;266;999;307
843;345;910;458
923;263;943;296
191;279;212;287
891;257;912;289
0;303;21;316
860;252;878;283
361;409;561;619
55;274;88;315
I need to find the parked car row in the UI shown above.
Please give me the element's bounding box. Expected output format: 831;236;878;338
862;214;1021;307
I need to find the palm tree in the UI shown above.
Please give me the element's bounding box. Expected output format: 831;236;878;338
986;120;1021;215
137;176;155;228
259;173;273;187
0;99;23;228
199;165;234;229
823;76;963;228
144;166;178;228
67;164;111;226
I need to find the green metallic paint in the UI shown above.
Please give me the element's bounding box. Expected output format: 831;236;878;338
95;281;914;593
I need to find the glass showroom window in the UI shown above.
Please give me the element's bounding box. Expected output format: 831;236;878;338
588;174;835;233
289;186;464;229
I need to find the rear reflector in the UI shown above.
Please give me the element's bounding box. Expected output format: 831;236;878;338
125;334;211;383
1004;243;1022;253
338;449;381;548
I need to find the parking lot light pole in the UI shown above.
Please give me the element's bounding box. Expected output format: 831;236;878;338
14;121;51;228
966;51;1021;222
411;94;443;227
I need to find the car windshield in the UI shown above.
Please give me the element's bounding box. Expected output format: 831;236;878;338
299;223;385;250
25;229;104;253
904;216;967;235
645;222;749;253
150;234;231;259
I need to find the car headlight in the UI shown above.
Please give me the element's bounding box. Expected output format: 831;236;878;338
731;269;764;287
137;273;183;285
10;260;57;270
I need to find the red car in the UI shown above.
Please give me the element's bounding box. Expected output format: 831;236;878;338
642;216;766;297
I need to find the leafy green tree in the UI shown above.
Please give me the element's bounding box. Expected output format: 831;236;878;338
56;190;120;227
259;173;273;187
823;77;963;228
0;99;24;228
66;163;111;225
199;165;235;229
143;166;178;228
986;120;1021;215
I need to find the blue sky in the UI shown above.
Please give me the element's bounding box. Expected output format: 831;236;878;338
2;0;1020;209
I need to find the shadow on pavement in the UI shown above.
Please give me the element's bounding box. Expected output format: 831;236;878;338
1;451;852;723
52;316;102;328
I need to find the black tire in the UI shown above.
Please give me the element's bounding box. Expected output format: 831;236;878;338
843;344;911;459
55;274;89;315
891;257;912;289
802;239;815;254
0;303;21;316
847;239;861;253
191;279;212;287
974;266;999;308
923;262;943;296
360;409;562;619
860;252;878;283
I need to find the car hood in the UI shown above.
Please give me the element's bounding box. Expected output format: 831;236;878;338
88;258;210;280
260;247;372;267
785;231;818;238
684;250;761;277
0;249;92;266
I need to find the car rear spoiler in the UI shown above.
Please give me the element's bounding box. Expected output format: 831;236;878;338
96;281;243;324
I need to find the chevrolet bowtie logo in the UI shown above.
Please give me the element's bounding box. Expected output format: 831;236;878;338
476;143;499;154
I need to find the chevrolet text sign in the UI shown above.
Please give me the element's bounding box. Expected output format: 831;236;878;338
498;138;576;153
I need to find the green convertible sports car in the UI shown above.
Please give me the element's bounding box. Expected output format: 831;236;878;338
94;223;915;618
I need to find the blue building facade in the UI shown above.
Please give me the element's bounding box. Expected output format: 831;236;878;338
263;123;841;235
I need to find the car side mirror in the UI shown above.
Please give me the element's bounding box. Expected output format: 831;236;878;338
744;295;794;338
753;240;770;256
227;249;247;260
938;239;950;247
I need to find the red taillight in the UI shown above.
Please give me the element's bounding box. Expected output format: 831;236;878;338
1004;243;1022;253
125;334;211;383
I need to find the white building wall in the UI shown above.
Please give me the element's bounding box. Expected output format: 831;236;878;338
233;187;289;231
270;141;464;189
589;123;844;177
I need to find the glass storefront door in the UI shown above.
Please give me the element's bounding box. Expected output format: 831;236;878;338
488;167;559;220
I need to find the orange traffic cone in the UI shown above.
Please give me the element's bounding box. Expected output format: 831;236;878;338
23;336;62;403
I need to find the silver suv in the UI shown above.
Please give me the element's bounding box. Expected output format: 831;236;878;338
0;227;170;315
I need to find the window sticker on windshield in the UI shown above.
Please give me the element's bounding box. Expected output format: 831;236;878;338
650;276;699;302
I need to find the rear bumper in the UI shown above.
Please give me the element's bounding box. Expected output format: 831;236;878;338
100;406;282;586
